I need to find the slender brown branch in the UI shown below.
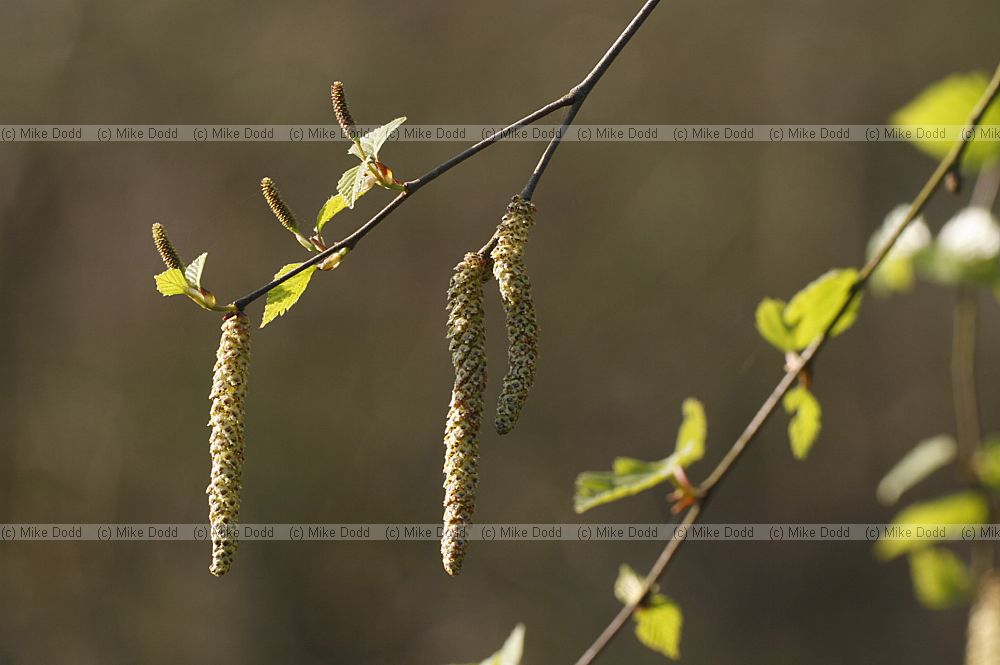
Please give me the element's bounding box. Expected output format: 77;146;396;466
233;0;663;311
573;59;1000;665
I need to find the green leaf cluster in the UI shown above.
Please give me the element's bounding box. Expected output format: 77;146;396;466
876;490;988;561
755;269;862;353
782;385;821;460
615;565;683;660
154;252;228;311
574;399;706;513
892;71;1000;171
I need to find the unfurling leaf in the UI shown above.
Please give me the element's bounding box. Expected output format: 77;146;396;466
574;399;706;513
615;564;682;660
184;252;208;289
755;298;794;352
349;116;407;160
261;263;319;328
785;269;862;348
154;268;191;296
892;71;1000;171
337;162;375;209
315;193;348;233
782;385;821;460
446;623;525;665
877;435;957;505
908;547;971;609
876;490;989;560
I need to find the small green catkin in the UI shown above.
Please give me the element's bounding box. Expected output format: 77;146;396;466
260;177;299;233
967;573;1000;665
207;311;251;577
441;252;489;576
331;81;357;139
151;222;183;270
491;195;539;435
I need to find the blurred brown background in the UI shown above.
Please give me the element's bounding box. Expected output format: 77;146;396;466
1;0;1000;663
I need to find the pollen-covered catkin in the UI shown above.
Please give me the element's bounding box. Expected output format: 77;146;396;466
260;177;299;233
152;223;183;270
207;311;251;577
491;195;538;435
331;81;356;138
441;252;488;576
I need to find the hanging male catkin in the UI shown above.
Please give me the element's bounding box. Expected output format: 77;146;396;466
207;311;251;576
260;177;299;234
441;252;488;575
491;195;539;435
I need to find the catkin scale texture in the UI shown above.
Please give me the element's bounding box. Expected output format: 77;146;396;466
441;252;488;576
491;195;538;435
260;177;299;233
207;312;251;577
151;223;183;270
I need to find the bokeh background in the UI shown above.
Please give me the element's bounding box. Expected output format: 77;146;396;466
1;0;999;662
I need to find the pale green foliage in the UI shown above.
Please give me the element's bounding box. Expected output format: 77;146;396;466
974;436;1000;491
892;71;1000;170
908;547;971;609
867;206;932;295
315;194;348;233
755;269;861;352
448;624;525;665
876;490;989;560
615;564;683;660
337;162;375;209
782;385;821;460
349;117;407;160
876;435;957;505
784;269;861;348
261;263;319;328
918;207;1000;287
154;268;190;296
184;252;208;289
574;399;707;513
754;298;794;352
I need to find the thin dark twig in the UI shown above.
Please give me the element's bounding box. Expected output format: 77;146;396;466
234;0;663;310
522;0;662;199
573;60;1000;665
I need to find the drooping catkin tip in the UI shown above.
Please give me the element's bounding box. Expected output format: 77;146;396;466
207;311;251;577
260;177;299;233
491;196;538;436
441;252;488;575
331;81;356;138
152;222;183;270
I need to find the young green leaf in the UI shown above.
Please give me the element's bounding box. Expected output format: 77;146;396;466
574;399;706;513
876;435;957;506
876;490;990;560
615;564;682;660
315;194;348;233
782;385;821;460
974;436;1000;492
261;262;319;328
154;268;191;296
635;598;683;661
447;624;525;665
337;162;375;209
908;547;971;610
785;269;862;348
184;252;208;289
892;71;1000;171
674;398;707;466
755;298;795;352
348;117;407;160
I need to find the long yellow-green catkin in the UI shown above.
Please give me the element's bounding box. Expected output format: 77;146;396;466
151;223;183;270
967;572;1000;665
331;81;357;139
207;311;251;577
260;177;299;233
491;195;538;435
441;252;488;576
